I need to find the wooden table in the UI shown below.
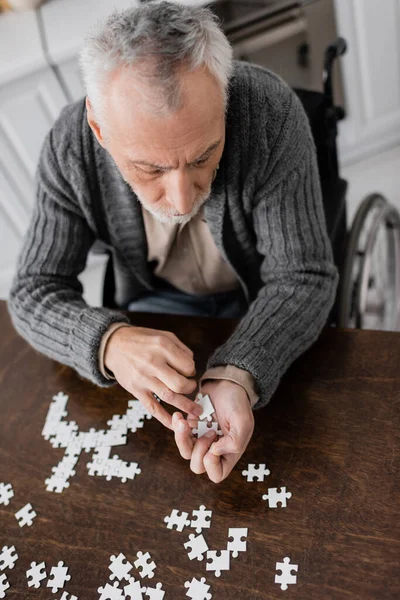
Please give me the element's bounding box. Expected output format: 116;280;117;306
0;300;399;599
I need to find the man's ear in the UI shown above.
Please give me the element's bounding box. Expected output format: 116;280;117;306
85;97;106;148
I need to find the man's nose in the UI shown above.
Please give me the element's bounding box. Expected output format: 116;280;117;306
166;171;196;215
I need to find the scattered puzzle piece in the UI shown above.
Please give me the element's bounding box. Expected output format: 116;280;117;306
190;505;212;534
184;533;209;561
275;557;298;590
0;573;10;598
123;576;147;599
227;528;248;558
0;546;18;571
206;550;230;577
184;576;212;600
242;464;270;482
15;503;37;527
164;509;191;532
109;553;133;582
47;561;71;593
58;592;78;600
145;581;165;599
262;487;292;508
134;552;156;579
26;561;47;588
98;581;124;599
0;483;14;506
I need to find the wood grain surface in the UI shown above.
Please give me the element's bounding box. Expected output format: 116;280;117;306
0;301;399;599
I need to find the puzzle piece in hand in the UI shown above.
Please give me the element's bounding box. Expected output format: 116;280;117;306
184;533;209;561
109;553;133;582
0;483;14;506
275;557;298;590
145;582;165;599
15;503;37;527
0;546;18;571
192;422;222;438
164;509;191;532
123;576;147;599
47;561;71;593
262;487;292;508
0;573;10;599
195;394;215;422
242;463;270;482
134;552;156;579
206;550;230;577
227;528;248;558
26;561;47;588
98;581;124;600
190;505;212;534
184;576;212;600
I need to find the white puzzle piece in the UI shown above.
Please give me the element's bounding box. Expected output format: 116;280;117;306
15;503;37;527
262;487;292;508
0;546;18;571
184;534;209;561
192;422;222;438
26;561;47;588
59;592;78;600
195;394;215;422
190;505;212;534
275;557;298;590
206;550;230;577
184;576;212;600
145;582;165;599
0;573;10;598
242;464;270;482
109;553;133;582
0;483;14;506
134;552;156;579
47;561;71;593
227;528;248;558
98;581;124;600
123;576;147;599
164;509;191;532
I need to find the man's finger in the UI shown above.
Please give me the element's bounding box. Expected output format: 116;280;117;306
203;449;237;483
141;392;173;430
190;430;217;475
173;412;194;460
151;380;202;417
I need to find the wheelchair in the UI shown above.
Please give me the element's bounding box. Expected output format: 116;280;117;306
102;38;400;331
294;37;400;331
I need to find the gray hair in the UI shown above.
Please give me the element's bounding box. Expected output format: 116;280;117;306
79;1;234;124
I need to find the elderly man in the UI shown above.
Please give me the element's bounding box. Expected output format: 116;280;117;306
8;1;338;483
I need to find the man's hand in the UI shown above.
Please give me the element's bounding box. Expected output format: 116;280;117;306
104;326;203;429
173;379;254;483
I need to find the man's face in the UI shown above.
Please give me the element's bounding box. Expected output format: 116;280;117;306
87;64;226;225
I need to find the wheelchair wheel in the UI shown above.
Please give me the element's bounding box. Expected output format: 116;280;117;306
338;193;400;330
